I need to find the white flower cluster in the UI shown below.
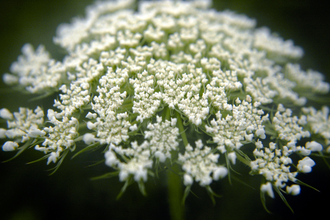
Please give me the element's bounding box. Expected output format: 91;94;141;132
250;104;323;198
55;59;105;117
205;96;268;156
252;138;322;198
284;63;329;94
0;107;45;151
130;70;162;122
272;104;310;143
253;28;304;62
252;141;299;197
37;59;106;164
2;44;65;93
1;0;329;208
179;139;228;186
144;116;179;162
302;106;330;152
41;111;79;164
87;67;131;145
105;116;179;182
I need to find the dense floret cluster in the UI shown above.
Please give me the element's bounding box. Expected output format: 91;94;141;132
1;0;329;211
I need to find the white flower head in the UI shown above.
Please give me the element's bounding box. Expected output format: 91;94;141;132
0;0;329;211
179;140;227;186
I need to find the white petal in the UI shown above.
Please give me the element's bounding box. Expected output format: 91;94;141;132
306;141;322;152
213;167;228;180
228;152;237;165
286;184;300;195
83;133;96;145
2;141;18;151
183;174;193;186
0;108;13;120
260;182;274;198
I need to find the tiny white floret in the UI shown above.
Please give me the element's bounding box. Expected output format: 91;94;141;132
0;108;13;120
213;167;228;180
260;182;274;198
228;151;237;165
154;151;166;162
256;129;266;139
306;141;323;152
297;157;315;173
129;124;138;131
83;133;96;145
183;174;193;186
86;112;97;119
47;152;59;165
286;184;300;195
2;141;18;151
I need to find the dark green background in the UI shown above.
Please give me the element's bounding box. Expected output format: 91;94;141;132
0;1;329;219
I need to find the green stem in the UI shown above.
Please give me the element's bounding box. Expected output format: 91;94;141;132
162;106;171;121
235;150;251;167
176;110;188;146
166;109;186;220
167;164;185;220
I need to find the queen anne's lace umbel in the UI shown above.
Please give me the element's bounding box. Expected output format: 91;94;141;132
1;0;329;210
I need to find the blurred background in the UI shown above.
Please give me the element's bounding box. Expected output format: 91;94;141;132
0;0;329;219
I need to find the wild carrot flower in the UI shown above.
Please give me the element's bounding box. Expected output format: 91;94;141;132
1;0;329;216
